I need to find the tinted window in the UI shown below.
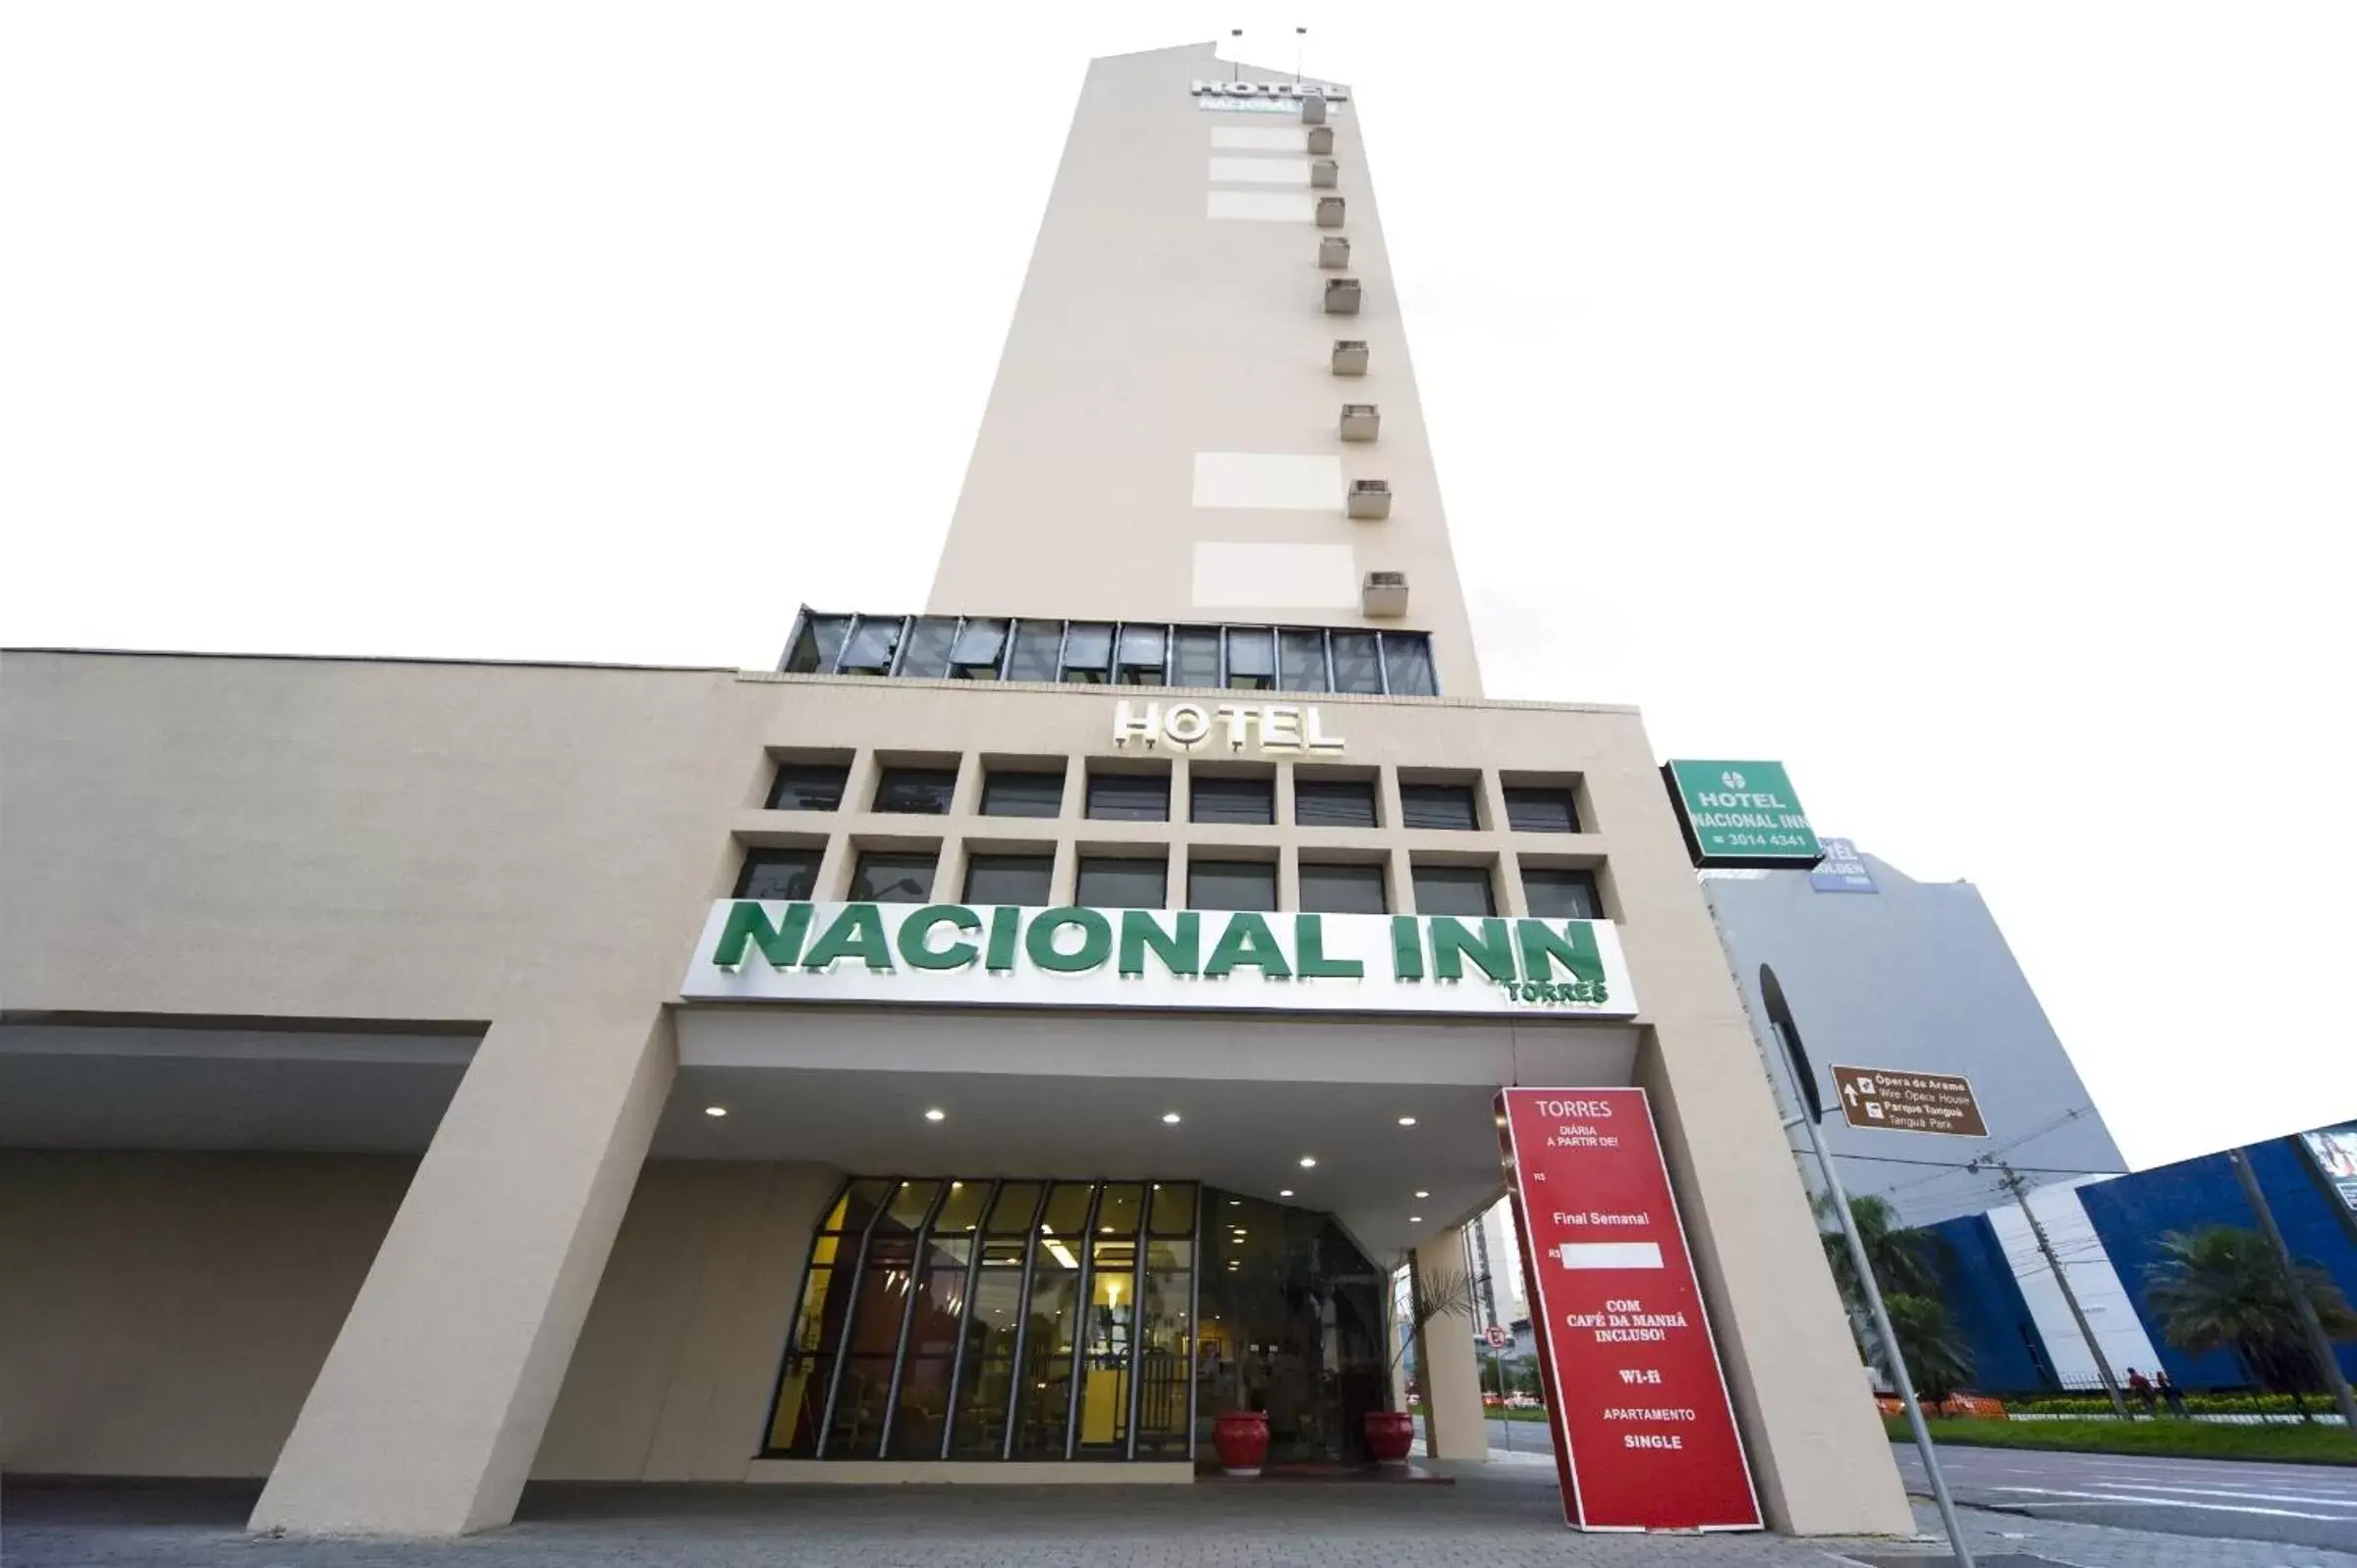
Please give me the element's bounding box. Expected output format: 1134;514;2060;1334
1007;621;1062;682
1293;776;1378;828
1172;626;1221;688
964;854;1054;906
1075;857;1166;909
1226;628;1275;690
1062;622;1113;683
1278;629;1330;693
1412;864;1496;917
1524;868;1603;921
838;617;903;675
769;763;850;812
1399;783;1479;831
1189;774;1275;826
1188;860;1277;912
737;847;821;900
1086;772;1170;822
1330;631;1383;694
1504;786;1580;834
898;617;959;678
1382;634;1437;696
875;768;958;814
850;851;936;903
981;770;1064;818
1298;861;1387;914
784;615;849;674
1116;624;1168;684
949;619;1007;679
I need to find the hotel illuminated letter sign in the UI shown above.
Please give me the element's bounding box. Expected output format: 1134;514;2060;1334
1111;699;1345;755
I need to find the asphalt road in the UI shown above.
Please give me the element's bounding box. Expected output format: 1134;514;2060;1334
1891;1440;2357;1554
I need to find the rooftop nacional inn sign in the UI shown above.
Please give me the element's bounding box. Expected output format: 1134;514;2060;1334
1661;759;1824;870
683;902;1637;1018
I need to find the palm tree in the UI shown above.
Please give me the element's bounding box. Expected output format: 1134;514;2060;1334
1883;1294;1974;1404
1818;1193;1941;1302
2144;1225;2357;1404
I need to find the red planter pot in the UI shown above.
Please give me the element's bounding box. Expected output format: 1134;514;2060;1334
1362;1410;1415;1465
1212;1410;1270;1475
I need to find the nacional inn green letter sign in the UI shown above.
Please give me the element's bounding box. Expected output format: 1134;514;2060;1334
1662;759;1824;869
685;902;1638;1019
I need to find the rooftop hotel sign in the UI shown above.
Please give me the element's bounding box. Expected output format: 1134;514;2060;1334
1190;80;1348;102
682;902;1637;1018
1112;699;1344;754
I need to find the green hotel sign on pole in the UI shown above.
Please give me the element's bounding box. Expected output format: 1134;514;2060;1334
1662;759;1825;870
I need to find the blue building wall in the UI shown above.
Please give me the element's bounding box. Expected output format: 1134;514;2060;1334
2071;1137;2357;1386
1927;1214;2053;1391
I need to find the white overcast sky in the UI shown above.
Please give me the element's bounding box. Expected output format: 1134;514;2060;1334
5;5;2351;1172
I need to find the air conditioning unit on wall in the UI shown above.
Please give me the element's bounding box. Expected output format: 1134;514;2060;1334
1362;571;1409;617
1347;479;1392;519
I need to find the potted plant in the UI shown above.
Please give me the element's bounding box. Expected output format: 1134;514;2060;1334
1368;1255;1485;1466
1212;1403;1270;1476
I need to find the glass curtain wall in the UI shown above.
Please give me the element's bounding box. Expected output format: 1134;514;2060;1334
767;1178;1199;1461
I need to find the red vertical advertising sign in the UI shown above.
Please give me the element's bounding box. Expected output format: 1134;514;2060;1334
1497;1087;1761;1532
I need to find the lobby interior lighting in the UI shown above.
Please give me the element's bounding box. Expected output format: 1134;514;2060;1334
923;1108;946;1122
1397;1116;1417;1126
1414;1190;1430;1199
702;1106;727;1117
1161;1111;1182;1124
1409;1216;1424;1223
1298;1156;1317;1167
1278;1189;1294;1198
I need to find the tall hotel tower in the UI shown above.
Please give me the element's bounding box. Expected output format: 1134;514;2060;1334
0;42;1911;1538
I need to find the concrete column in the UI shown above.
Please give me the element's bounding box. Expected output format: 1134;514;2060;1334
250;1008;675;1536
1411;1240;1488;1461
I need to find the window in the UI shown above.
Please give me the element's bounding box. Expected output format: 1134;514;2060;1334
785;615;850;675
1172;626;1221;689
1008;620;1062;682
1293;774;1378;828
1330;631;1383;694
1399;782;1479;831
1188;859;1277;911
1524;867;1603;921
1504;785;1580;835
1115;624;1168;685
1086;771;1170;822
1225;627;1275;690
838;616;904;676
898;617;959;679
737;847;820;900
1076;857;1167;908
964;853;1053;906
1412;863;1496;917
874;767;959;815
1298;861;1388;914
1382;634;1437;697
1279;629;1330;693
981;770;1064;818
1189;774;1274;825
950;619;1008;679
850;850;936;903
768;763;850;812
1061;622;1113;683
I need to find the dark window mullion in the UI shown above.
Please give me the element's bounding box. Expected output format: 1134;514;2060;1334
1123;1187;1151;1460
937;1180;1004;1460
1184;1183;1203;1460
760;1176;850;1455
1063;1182;1106;1460
876;1181;952;1457
814;1181;895;1457
1000;1182;1052;1461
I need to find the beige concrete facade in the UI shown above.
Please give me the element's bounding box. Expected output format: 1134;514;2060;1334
0;33;1908;1544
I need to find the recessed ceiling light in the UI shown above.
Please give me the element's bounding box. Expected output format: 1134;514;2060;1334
1298;1156;1317;1168
1410;1216;1424;1223
923;1108;946;1122
1229;1198;1242;1206
1279;1189;1294;1198
1414;1190;1430;1199
1397;1116;1417;1127
1162;1111;1182;1124
703;1106;728;1117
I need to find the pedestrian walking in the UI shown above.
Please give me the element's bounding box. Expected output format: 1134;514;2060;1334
2156;1368;2188;1418
2124;1366;2157;1418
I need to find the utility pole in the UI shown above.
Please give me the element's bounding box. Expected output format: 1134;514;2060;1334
2228;1145;2357;1436
1992;1161;2128;1420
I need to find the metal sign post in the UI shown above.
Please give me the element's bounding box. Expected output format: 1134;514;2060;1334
1484;1325;1514;1452
1761;966;1973;1567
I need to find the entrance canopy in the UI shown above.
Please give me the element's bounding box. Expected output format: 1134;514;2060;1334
667;1004;1640;1259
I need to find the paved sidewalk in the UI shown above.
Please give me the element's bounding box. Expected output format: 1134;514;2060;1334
8;1467;2357;1568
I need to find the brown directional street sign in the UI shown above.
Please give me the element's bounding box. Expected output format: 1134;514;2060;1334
1829;1064;1987;1137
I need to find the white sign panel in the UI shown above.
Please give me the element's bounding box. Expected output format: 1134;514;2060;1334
681;901;1637;1019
